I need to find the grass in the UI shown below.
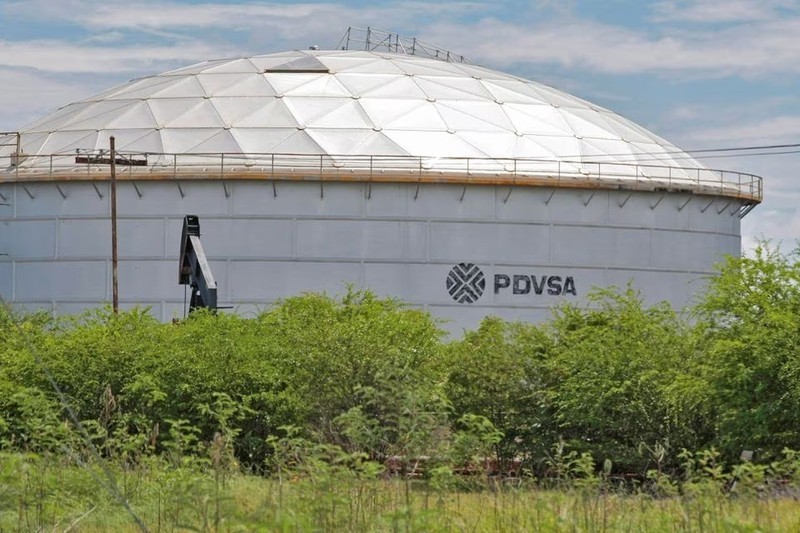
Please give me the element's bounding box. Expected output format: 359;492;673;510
3;453;800;532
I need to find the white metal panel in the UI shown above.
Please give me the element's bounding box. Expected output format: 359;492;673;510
305;100;374;129
231;181;364;217
59;218;167;259
15;261;107;300
336;73;405;95
229;261;359;300
282;75;351;97
59;219;109;258
551;226;651;268
306;129;405;155
0;220;55;259
203;58;261;74
118;260;184;301
116;182;229;217
230;100;299;128
175;218;296;259
0;262;11;299
60;100;138;130
104;101;159;130
430;222;551;263
13;183;110;217
152;76;207;98
436;100;515;131
651;229;718;271
296;220;427;260
214;75;277;97
212;97;283;126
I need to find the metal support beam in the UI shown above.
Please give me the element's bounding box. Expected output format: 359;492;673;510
650;192;665;210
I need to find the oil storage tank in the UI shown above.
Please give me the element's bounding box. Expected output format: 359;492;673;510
0;45;762;331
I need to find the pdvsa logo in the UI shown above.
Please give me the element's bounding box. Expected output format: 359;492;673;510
446;264;578;304
446;263;486;304
494;274;577;296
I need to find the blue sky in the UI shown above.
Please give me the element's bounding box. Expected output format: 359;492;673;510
0;0;797;249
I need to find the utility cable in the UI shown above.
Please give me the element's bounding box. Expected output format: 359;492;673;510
549;142;800;164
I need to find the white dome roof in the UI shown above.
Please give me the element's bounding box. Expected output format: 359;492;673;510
0;50;762;200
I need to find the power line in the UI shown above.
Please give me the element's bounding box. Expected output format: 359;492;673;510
578;148;800;166
685;142;800;154
552;141;800;165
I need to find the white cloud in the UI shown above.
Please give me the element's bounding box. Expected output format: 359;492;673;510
2;1;484;32
652;0;798;23
2;0;799;78
683;115;800;144
0;68;123;129
422;17;800;76
0;39;232;73
743;207;800;253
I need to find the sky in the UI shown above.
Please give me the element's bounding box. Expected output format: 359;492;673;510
0;0;797;251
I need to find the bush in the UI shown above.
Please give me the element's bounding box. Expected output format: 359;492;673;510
1;244;800;476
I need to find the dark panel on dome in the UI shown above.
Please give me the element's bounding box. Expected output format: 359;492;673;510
264;56;329;73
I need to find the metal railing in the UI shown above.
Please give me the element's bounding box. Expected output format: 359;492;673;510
336;27;470;64
0;132;19;151
0;149;763;203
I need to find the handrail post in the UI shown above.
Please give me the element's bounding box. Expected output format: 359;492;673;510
14;133;20;180
173;154;177;179
220;153;225;179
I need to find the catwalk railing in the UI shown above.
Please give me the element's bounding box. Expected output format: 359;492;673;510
336;27;470;64
0;150;763;204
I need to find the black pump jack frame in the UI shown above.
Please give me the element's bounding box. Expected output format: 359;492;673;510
178;215;218;313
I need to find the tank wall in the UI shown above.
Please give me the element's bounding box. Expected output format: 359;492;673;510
0;180;743;333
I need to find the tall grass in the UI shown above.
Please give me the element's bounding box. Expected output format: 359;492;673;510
3;450;800;532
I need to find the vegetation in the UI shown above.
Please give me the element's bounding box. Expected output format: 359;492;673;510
0;243;798;530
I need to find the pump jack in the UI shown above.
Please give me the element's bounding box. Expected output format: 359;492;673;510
178;215;218;313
